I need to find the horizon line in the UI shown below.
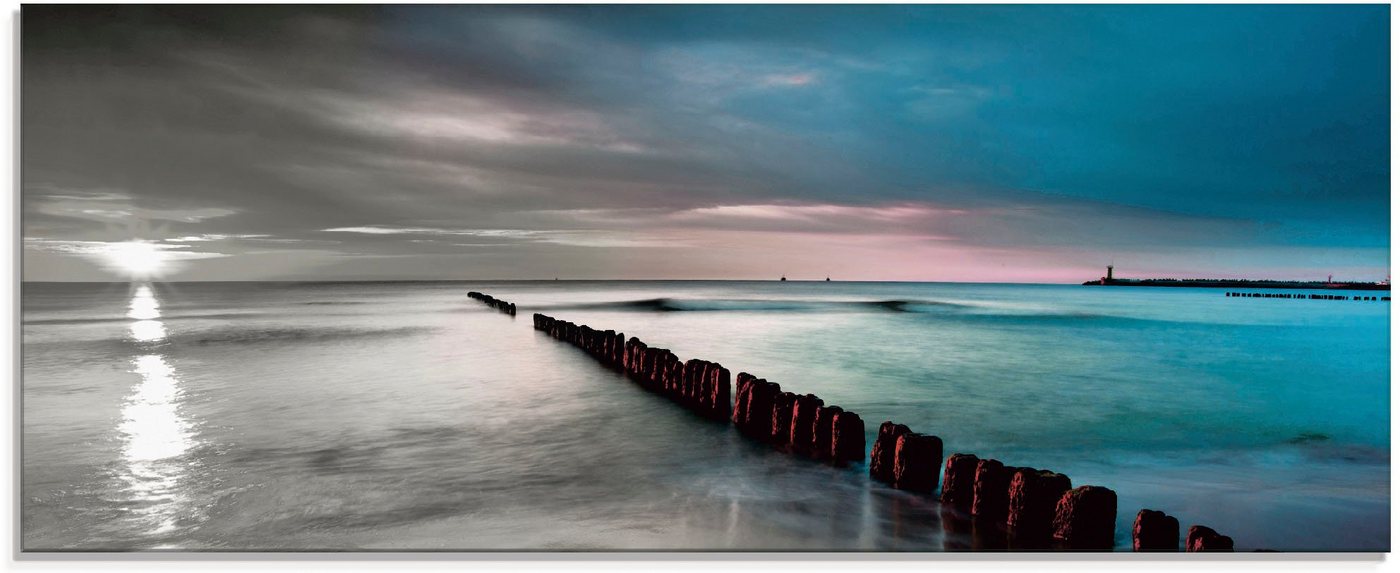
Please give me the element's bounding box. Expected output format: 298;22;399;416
17;276;1389;285
19;278;1076;285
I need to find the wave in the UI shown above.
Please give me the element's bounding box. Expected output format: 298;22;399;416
533;298;855;313
23;312;265;326
863;299;969;313
177;326;436;346
939;310;1201;329
536;297;985;314
526;297;1187;328
23;323;437;352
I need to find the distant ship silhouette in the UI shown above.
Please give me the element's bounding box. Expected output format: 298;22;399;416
780;275;787;282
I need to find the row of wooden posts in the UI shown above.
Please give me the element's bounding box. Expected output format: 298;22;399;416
731;372;867;464
1226;292;1388;301
937;452;1231;551
531;312;732;421
467;291;517;315
484;295;1234;551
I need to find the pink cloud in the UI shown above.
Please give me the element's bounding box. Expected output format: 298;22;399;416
761;72;817;87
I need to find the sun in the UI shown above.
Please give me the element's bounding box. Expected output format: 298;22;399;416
102;241;170;279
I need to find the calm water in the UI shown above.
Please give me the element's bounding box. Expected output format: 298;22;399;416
20;280;1390;551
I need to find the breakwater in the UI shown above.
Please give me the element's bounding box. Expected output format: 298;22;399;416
1226;292;1388;301
504;293;1236;551
468;291;517;315
1086;278;1390;290
532;312;730;421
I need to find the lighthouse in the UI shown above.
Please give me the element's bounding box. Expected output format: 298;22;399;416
1106;264;1114;281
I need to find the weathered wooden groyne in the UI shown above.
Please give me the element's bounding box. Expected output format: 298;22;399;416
471;293;1238;552
732;373;867;464
468;291;517;315
1226;292;1388;301
533;313;731;421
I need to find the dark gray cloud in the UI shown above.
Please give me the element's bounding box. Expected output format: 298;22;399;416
21;5;1389;281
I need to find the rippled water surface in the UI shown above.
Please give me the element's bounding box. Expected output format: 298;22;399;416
21;281;1390;551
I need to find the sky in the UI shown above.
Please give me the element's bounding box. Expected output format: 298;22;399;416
21;5;1390;282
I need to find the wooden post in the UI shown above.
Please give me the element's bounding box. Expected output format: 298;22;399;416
831;411;866;464
1132;509;1180;552
1052;485;1117;550
940;454;981;513
1006;468;1071;548
1186;525;1234;552
869;421;911;483
891;433;943;493
811;405;842;460
788;394;825;455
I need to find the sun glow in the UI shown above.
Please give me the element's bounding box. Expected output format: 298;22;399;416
103;241;170;279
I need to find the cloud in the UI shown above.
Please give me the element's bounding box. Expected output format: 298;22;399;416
904;84;993;120
18;5;1390;281
321;226;679;248
30;189;240;224
301;90;646;152
760;72;817;87
164;234;272;242
24;238;228;258
322;226;436;235
671;203;956;223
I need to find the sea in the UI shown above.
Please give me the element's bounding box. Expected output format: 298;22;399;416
19;280;1391;551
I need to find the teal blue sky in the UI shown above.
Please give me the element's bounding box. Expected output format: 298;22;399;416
21;5;1390;281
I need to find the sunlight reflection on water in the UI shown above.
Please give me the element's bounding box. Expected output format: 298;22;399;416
118;284;198;538
128;320;167;343
126;286;161;321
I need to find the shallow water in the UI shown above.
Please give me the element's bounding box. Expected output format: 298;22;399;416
20;280;1390;551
